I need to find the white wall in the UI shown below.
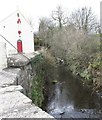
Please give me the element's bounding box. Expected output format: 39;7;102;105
0;11;34;57
19;12;34;54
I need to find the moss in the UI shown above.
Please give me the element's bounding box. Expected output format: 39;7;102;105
31;74;44;107
31;54;45;107
30;53;57;107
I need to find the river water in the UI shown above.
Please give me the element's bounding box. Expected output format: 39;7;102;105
45;65;101;118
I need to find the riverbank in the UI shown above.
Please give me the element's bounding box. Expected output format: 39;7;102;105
31;49;101;118
42;57;101;118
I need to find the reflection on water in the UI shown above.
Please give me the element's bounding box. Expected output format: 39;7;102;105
46;65;97;118
48;82;74;115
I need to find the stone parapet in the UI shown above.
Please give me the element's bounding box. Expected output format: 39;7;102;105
0;52;54;119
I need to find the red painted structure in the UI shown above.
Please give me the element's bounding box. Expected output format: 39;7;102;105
17;13;23;53
17;39;23;53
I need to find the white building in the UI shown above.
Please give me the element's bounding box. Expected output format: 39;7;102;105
0;10;34;57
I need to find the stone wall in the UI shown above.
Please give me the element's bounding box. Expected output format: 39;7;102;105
0;52;54;119
7;53;38;97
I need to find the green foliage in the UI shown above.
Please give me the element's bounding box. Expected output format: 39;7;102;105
31;54;45;107
31;74;44;107
34;38;43;46
31;53;57;107
76;53;101;89
91;53;101;69
80;70;91;81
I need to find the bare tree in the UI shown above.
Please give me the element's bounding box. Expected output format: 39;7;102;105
51;6;67;29
69;7;98;33
38;17;55;46
27;17;34;28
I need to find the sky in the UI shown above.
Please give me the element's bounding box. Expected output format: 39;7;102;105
0;0;101;31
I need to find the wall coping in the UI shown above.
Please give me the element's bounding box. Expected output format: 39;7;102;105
7;52;40;67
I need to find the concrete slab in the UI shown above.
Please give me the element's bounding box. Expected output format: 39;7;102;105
0;91;32;115
0;85;23;94
1;104;54;118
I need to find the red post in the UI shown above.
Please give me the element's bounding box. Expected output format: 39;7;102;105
17;39;23;53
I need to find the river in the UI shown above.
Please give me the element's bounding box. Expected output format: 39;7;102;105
44;65;101;119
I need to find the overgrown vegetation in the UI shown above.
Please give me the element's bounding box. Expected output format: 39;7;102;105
31;54;45;107
34;6;101;92
31;52;57;107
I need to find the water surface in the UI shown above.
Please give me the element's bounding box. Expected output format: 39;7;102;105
45;65;100;118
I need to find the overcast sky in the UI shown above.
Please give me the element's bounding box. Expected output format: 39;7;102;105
0;0;101;31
